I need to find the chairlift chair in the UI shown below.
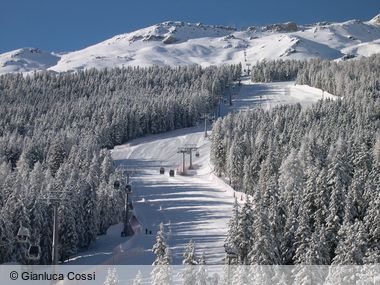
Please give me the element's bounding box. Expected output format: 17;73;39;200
195;151;200;157
17;224;30;243
159;167;165;174
27;245;41;261
113;180;120;189
169;169;175;177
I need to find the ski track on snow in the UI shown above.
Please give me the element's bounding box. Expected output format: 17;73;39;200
66;80;336;265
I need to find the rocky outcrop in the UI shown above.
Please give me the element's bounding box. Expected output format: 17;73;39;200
370;14;380;25
162;34;178;44
264;22;298;32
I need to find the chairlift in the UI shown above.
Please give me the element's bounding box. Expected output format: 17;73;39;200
27;245;41;261
159;167;165;174
17;223;30;243
195;151;200;157
169;170;175;177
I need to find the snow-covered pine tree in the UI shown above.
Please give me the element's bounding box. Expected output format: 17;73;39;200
183;239;198;265
210;119;226;177
47;137;66;176
196;252;208;285
151;247;172;285
79;177;98;248
152;222;167;265
235;197;254;264
249;189;279;265
0;211;13;263
332;220;367;265
225;197;239;264
58;189;78;262
181;240;198;285
104;268;119;285
226;136;246;191
133;270;143;285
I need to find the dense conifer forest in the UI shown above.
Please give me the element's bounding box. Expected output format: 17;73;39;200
0;65;239;264
213;55;380;265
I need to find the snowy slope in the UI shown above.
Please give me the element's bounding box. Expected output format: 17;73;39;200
226;80;336;112
0;48;59;74
66;80;333;265
1;15;380;75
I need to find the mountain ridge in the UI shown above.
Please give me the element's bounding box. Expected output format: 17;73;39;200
1;15;380;75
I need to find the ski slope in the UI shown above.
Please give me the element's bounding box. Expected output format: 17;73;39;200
1;14;380;75
65;80;334;265
227;80;336;112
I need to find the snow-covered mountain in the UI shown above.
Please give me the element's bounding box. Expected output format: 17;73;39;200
0;48;60;74
1;14;380;75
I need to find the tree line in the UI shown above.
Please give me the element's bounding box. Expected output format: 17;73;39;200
212;55;380;265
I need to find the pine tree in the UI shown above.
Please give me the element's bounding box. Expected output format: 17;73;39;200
132;270;142;285
3;188;30;264
225;198;239;264
183;240;198;265
278;149;304;213
363;192;380;250
210;119;226;176
326;138;351;223
332;221;366;265
181;240;198;285
232;265;251;285
151;247;172;285
80;178;98;248
101;152;113;183
249;198;279;264
196;252;208;285
58;190;78;262
104;268;119;285
152;223;167;265
47;137;66;176
293;203;312;265
281;206;297;265
0;211;13;263
235;197;254;264
226;136;245;190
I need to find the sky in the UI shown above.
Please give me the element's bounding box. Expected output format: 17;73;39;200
1;0;379;53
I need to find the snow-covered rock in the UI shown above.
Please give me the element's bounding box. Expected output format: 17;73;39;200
263;21;299;32
369;13;380;25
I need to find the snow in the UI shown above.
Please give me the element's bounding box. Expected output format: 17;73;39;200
66;79;333;265
341;39;380;57
1;15;380;75
224;80;336;112
0;48;59;75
